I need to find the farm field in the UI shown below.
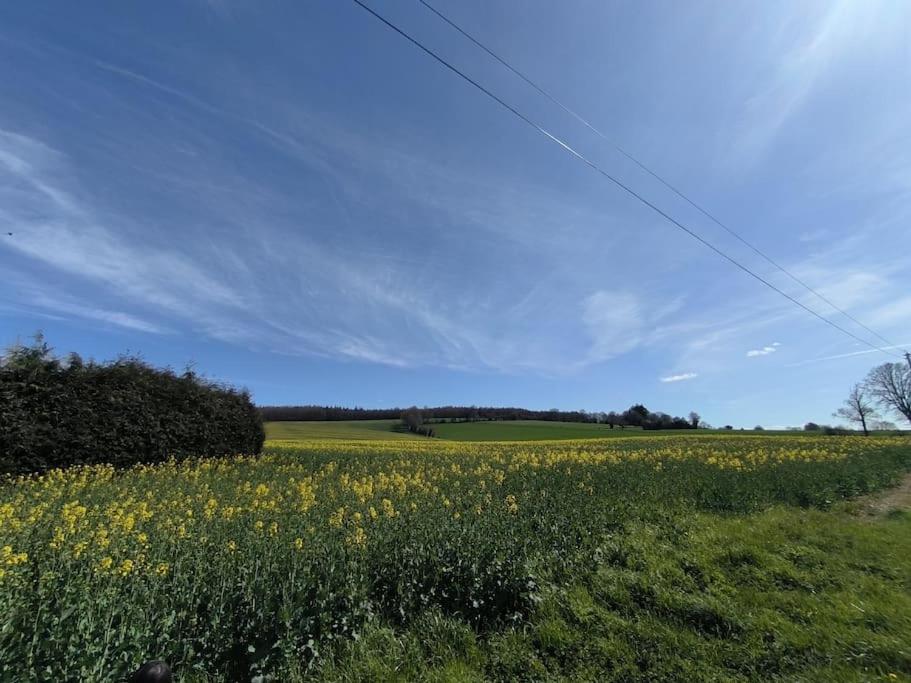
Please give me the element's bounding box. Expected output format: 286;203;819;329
263;419;639;442
1;435;910;681
427;419;635;441
265;419;799;442
265;419;417;441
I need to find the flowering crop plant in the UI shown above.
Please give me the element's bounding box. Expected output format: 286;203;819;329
0;435;909;681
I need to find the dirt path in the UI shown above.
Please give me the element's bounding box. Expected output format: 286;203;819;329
853;472;911;519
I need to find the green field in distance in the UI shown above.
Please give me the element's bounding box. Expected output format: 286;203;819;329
263;419;792;442
428;419;641;441
264;419;416;441
264;419;899;443
264;419;648;442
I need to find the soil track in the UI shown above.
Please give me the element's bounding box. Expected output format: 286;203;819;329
854;472;911;518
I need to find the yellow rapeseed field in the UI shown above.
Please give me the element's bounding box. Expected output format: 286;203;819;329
0;434;908;681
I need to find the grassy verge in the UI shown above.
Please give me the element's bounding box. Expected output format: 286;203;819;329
309;503;911;682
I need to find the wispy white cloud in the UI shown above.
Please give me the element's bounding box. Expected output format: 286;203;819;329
9;279;173;335
794;270;888;313
0;124;682;374
866;296;911;328
579;291;686;366
660;372;698;383
0;174;246;324
747;342;781;357
581;291;644;362
3;35;907;385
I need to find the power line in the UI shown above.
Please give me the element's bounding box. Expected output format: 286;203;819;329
348;0;902;359
417;0;905;354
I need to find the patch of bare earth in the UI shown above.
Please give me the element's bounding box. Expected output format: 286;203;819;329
853;472;911;519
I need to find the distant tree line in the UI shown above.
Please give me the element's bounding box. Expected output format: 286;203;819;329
0;335;264;476
259;404;602;423
262;403;703;431
260;405;407;421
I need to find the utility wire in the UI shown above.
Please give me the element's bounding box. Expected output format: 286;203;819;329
349;0;903;359
417;0;905;354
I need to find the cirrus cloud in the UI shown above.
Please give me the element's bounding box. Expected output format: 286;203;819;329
660;372;698;383
746;342;781;357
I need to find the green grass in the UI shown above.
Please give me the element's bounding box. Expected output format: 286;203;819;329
263;419;641;442
264;419;673;442
428;420;639;441
265;419;416;441
313;503;911;682
264;419;821;443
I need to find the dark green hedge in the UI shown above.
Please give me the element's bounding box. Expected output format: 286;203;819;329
0;337;264;476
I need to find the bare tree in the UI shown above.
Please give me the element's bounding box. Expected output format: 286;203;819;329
865;362;911;426
833;383;878;435
688;411;701;429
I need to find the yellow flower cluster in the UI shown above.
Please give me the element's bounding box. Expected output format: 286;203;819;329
1;545;28;566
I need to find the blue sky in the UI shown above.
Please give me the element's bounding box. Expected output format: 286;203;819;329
1;1;910;427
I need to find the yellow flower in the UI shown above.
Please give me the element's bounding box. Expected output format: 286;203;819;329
122;514;136;532
155;563;170;577
346;526;367;547
381;498;396;517
3;550;28;566
99;556;113;571
204;498;218;519
328;507;346;528
227;540;237;552
294;537;304;551
117;559;134;576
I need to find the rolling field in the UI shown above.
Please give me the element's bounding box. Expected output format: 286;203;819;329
263;419;827;443
1;435;910;681
265;419;417;441
426;419;635;441
263;419;637;442
264;419;771;442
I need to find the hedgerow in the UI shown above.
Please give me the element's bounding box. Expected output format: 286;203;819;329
0;336;263;475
